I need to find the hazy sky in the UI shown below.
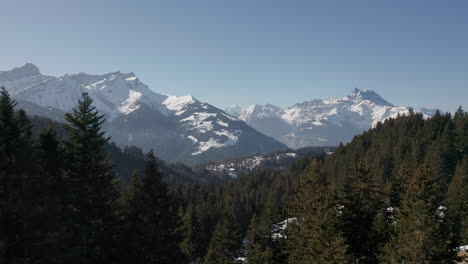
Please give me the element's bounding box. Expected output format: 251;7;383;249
1;0;467;112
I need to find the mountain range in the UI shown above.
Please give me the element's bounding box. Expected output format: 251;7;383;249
0;63;435;164
0;63;286;165
226;89;436;148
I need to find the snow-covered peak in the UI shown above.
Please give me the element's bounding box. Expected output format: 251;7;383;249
345;88;393;106
1;64;170;118
236;88;435;148
239;104;282;121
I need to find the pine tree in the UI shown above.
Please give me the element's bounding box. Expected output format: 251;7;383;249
368;208;393;261
181;205;205;263
245;213;259;244
287;159;352;264
62;92;118;263
379;167;456;263
0;88;39;263
115;169;144;264
445;158;468;249
387;162;412;208
204;205;242;264
303;208;351;264
246;242;265;264
121;150;183;264
247;195;285;264
341;160;382;260
0;87;18;264
453;107;467;158
246;214;263;264
35;125;68;263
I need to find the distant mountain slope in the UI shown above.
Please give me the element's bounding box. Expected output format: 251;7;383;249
28;115;223;185
197;146;334;178
1;64;286;165
228;88;435;148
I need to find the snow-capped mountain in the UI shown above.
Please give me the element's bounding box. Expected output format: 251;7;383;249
0;64;286;164
230;89;435;148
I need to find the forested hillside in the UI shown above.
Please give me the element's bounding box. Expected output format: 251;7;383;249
29;115;223;186
0;87;466;263
176;109;467;264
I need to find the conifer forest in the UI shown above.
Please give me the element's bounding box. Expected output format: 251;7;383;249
0;84;466;264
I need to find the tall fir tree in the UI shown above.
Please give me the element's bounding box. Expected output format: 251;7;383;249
445;158;468;249
246;214;263;264
180;205;205;263
204;205;242;264
341;160;382;261
63;92;118;264
0;87;21;264
0;88;41;263
379;167;456;263
119;150;183;264
287;159;352;264
35;125;68;263
247;194;286;264
115;169;144;264
453;107;467;158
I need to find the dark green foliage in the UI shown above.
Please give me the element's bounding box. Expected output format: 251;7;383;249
445;158;468;248
115;169;143;263
287;159;352;264
62;93;119;263
341;160;382;260
379;167;456;263
0;87;42;263
386;162;412;208
34;125;68;263
180;205;205;263
246;195;286;264
118;151;184;264
204;205;242;264
453;106;468;157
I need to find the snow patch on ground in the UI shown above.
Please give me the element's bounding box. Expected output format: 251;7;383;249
214;130;240;145
192;138;226;155
181;113;217;134
119;90;142;114
218;120;229;127
163;95;195;115
191;130;241;155
187;135;198;143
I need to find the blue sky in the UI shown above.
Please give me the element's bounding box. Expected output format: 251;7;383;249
0;0;467;112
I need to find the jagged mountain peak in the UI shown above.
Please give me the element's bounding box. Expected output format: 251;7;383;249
345;88;393;106
4;65;166;118
18;63;41;75
0;63;41;81
61;70;139;86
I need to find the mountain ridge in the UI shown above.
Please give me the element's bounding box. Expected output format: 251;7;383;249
227;88;435;148
0;63;287;165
